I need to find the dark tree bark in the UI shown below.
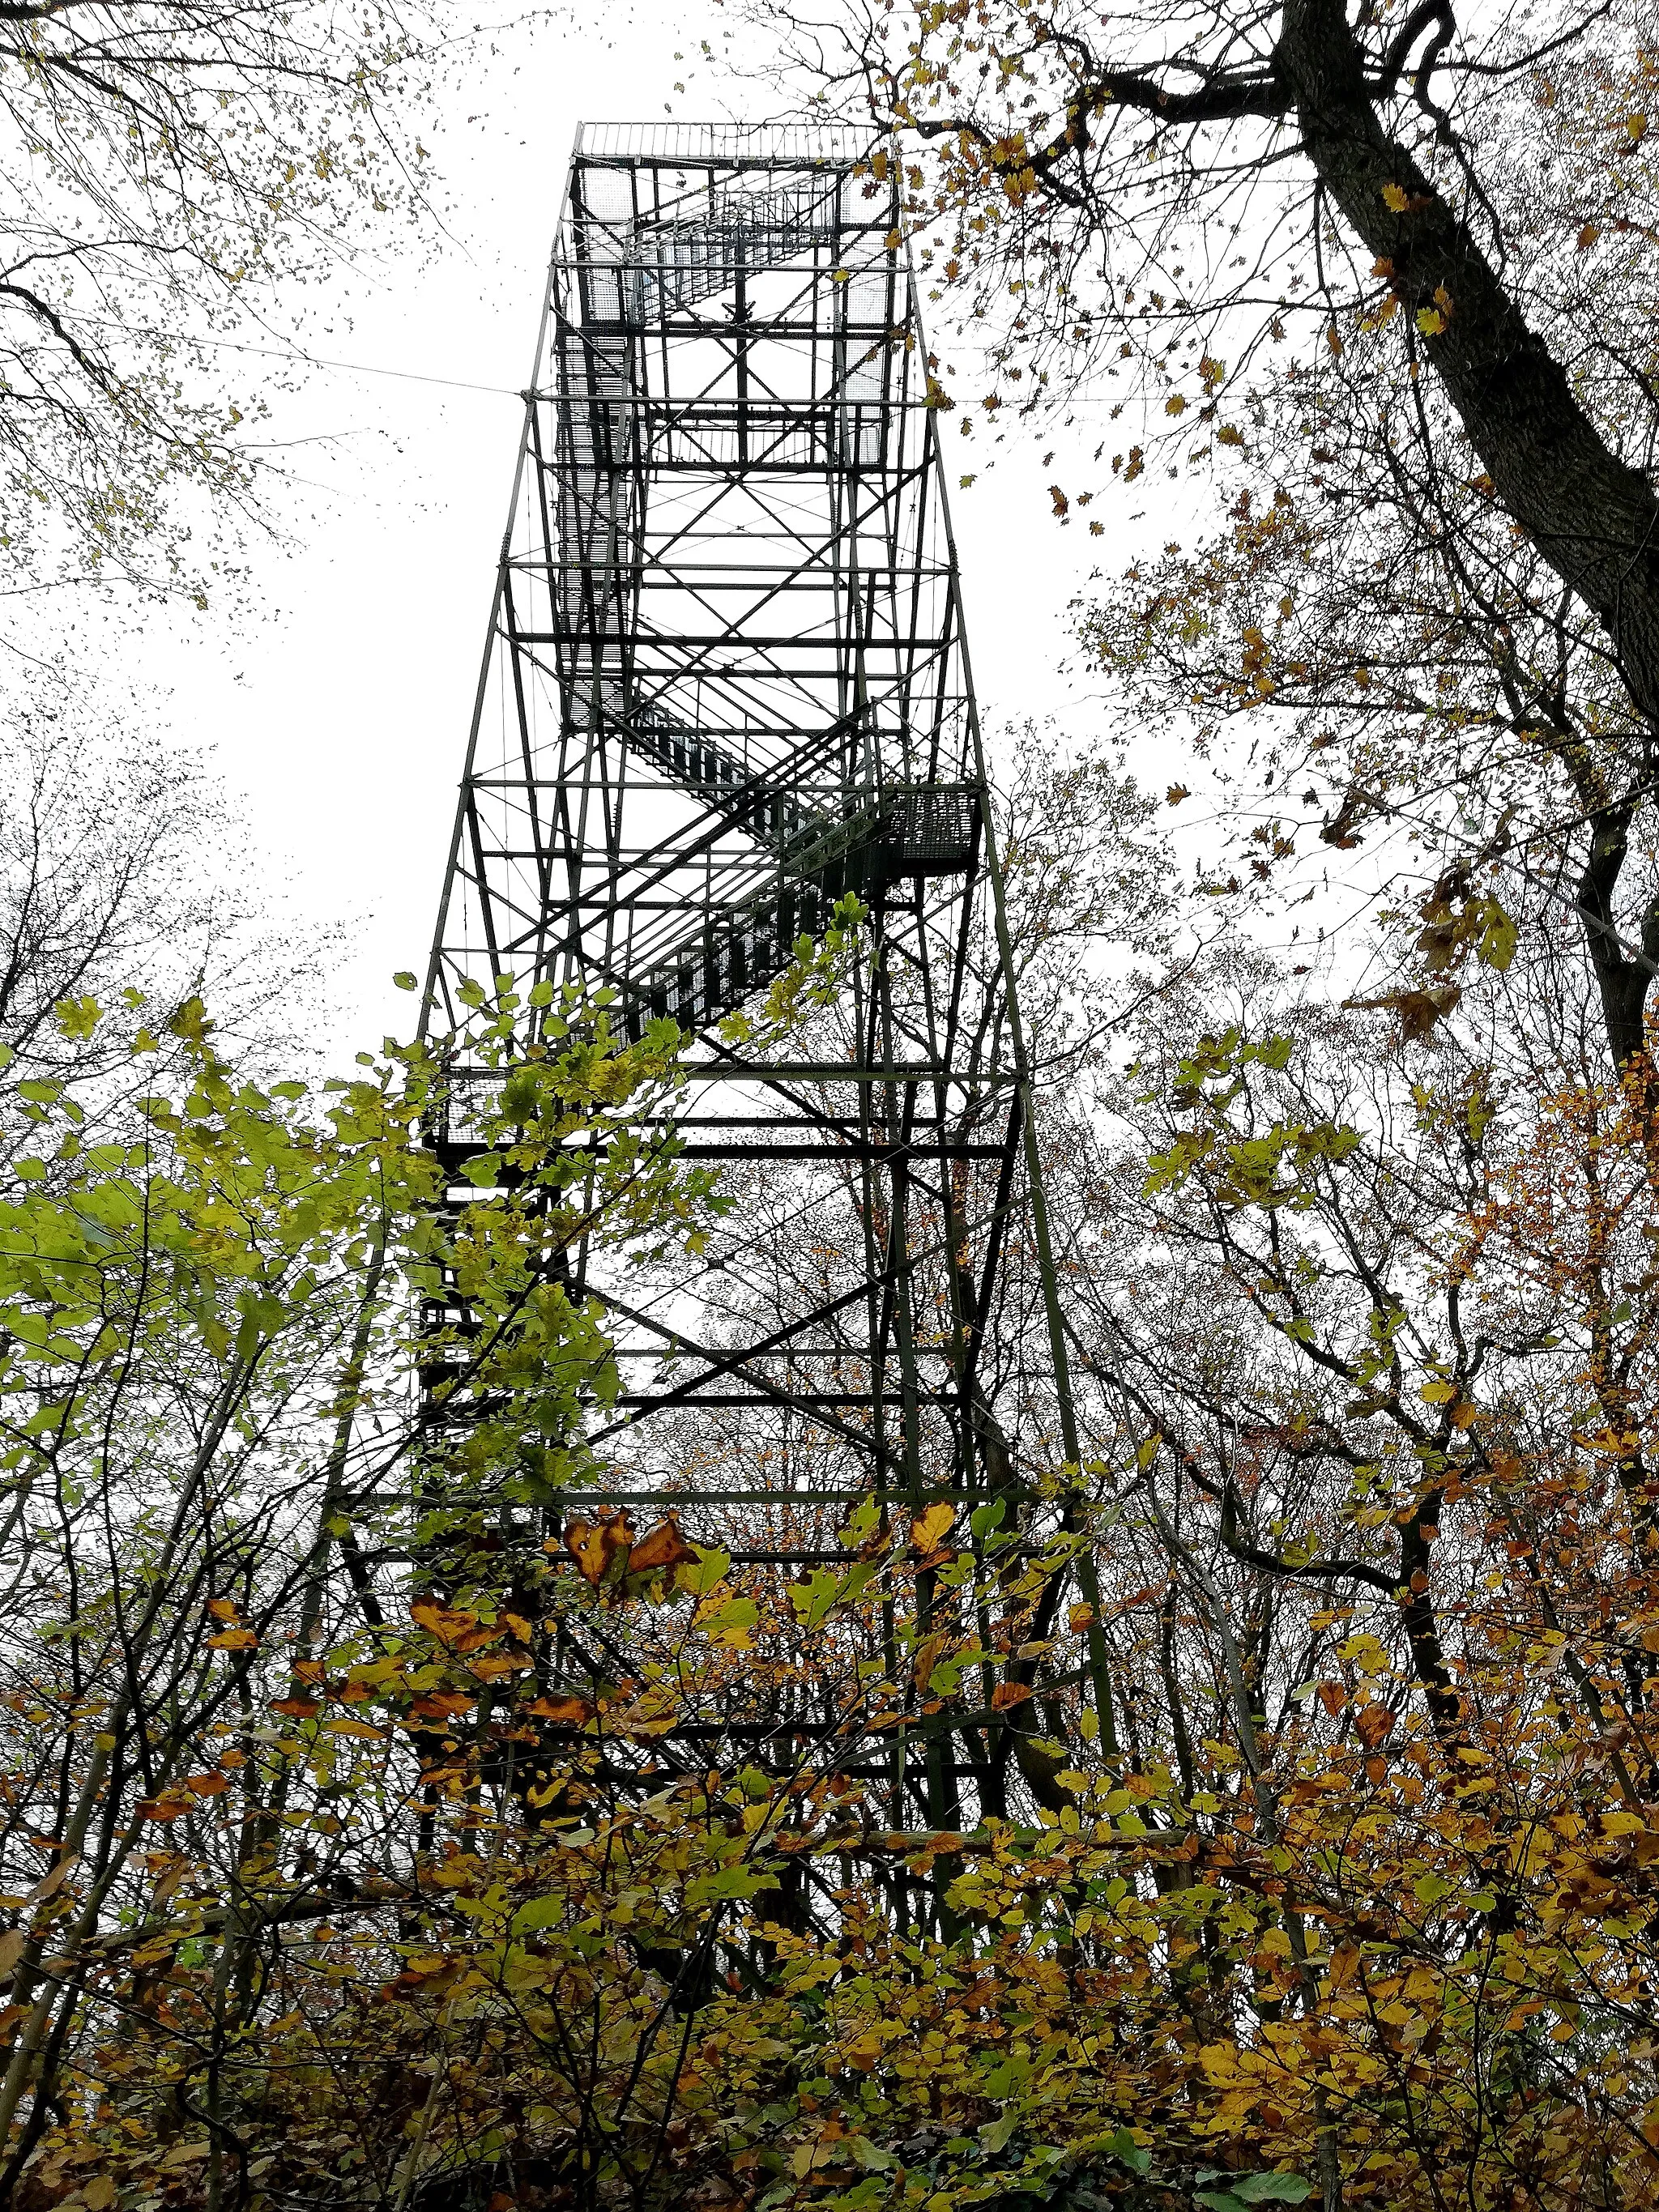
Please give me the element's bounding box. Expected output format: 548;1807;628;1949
1278;0;1659;744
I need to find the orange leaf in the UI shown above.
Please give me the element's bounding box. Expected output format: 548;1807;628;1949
991;1681;1032;1711
411;1598;482;1647
1316;1681;1346;1719
1068;1604;1096;1634
525;1695;595;1726
1356;1704;1395;1750
564;1511;633;1587
137;1795;192;1824
408;1691;475;1720
207;1628;257;1652
269;1697;321;1720
207;1598;241;1622
628;1516;697;1576
184;1772;229;1798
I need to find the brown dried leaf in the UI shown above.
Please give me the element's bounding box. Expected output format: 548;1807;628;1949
628;1516;697;1576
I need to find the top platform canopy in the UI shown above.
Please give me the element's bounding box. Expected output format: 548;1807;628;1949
574;119;871;165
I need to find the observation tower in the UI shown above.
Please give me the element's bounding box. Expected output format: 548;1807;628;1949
424;122;1101;1830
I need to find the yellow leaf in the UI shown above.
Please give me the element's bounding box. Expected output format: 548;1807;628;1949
1383;183;1410;211
911;1503;957;1553
412;1597;486;1645
323;1718;386;1739
1417;307;1447;336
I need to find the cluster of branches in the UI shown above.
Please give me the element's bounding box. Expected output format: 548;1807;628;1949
0;0;476;615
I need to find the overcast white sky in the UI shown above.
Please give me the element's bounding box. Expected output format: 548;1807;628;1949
94;0;1162;1059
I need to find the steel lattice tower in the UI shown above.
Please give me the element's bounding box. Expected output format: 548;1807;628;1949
424;122;1100;1831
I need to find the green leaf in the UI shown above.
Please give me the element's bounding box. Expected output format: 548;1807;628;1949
393;970;419;991
513;1895;567;1933
789;1562;877;1630
1220;2178;1313;2206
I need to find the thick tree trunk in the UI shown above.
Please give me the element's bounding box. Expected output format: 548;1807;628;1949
1277;0;1659;1062
1279;0;1659;731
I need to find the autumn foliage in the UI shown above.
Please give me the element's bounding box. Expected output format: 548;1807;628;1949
0;957;1657;2212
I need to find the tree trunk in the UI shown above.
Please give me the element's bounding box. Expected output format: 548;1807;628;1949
1280;0;1659;733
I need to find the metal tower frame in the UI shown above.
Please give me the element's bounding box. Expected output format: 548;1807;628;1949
424;121;1103;1838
